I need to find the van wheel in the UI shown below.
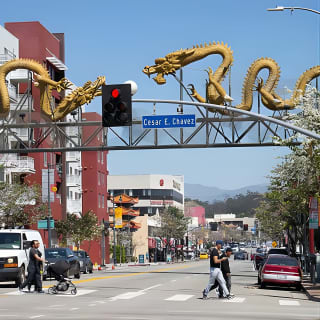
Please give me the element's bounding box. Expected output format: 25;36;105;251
260;282;266;289
295;283;302;291
15;266;26;287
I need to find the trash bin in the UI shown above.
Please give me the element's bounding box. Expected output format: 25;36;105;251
316;253;320;283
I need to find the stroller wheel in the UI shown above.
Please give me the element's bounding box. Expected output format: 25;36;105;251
48;287;57;294
71;288;77;295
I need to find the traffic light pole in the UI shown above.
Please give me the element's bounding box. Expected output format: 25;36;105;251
113;198;117;266
47;165;52;248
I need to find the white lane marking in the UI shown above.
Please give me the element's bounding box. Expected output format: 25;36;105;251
70;308;79;311
94;300;106;304
110;291;146;301
54;289;96;297
29;316;45;319
170;280;177;282
279;300;300;306
49;305;65;308
109;284;162;301
88;304;96;307
141;284;162;292
222;297;246;303
165;294;194;301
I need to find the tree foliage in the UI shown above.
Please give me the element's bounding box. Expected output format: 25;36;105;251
158;206;190;240
0;182;47;227
256;86;320;252
55;210;102;248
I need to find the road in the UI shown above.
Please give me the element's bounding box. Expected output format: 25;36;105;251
0;258;319;320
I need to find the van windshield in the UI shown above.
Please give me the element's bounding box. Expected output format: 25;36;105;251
0;233;21;249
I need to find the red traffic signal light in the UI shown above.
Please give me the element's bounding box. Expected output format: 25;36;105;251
102;84;132;127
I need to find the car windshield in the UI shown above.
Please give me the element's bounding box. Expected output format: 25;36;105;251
73;251;86;258
267;257;298;266
45;249;67;259
0;233;21;249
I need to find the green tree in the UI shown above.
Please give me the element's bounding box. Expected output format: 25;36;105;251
0;182;46;227
55;210;102;248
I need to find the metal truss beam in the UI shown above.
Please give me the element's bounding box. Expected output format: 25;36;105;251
0;99;318;153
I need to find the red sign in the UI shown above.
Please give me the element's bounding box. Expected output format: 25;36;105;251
160;179;164;186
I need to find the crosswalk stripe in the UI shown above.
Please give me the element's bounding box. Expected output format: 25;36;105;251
279;300;300;306
109;291;145;301
222;297;246;303
5;289;96;297
165;294;194;301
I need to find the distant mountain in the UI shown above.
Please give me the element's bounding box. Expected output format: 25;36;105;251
184;183;268;203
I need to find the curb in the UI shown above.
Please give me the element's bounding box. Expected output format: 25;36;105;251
302;283;320;302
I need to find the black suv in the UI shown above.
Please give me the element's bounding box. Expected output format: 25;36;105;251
44;247;81;279
73;250;93;274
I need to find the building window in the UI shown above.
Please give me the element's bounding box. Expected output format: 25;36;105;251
98;194;101;208
98;172;100;185
44;153;47;167
102;194;104;208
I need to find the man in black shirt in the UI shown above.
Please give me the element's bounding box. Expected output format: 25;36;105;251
210;247;233;297
202;240;233;300
19;240;45;293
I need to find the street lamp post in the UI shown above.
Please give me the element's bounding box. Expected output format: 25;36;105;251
267;6;320;15
47;164;54;248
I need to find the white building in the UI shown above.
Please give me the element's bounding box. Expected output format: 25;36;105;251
0;25;35;183
107;174;184;216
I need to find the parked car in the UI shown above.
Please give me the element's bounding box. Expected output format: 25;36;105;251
44;248;81;279
73;250;93;274
267;248;289;256
258;254;302;290
234;250;249;260
253;252;267;270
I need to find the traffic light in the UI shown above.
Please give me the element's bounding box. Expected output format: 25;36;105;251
210;222;218;231
102;84;132;127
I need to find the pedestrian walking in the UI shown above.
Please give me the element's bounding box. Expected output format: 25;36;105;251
19;240;45;293
209;247;233;297
202;240;233;300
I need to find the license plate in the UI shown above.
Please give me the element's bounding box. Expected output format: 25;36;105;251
278;275;287;280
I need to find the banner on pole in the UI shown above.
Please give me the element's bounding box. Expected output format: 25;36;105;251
309;197;319;229
115;207;123;229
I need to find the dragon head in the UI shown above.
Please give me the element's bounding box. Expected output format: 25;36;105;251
143;48;195;85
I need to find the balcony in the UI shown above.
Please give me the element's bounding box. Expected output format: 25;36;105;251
67;199;82;214
66;174;81;186
9;69;30;84
66;151;81;162
0;155;35;174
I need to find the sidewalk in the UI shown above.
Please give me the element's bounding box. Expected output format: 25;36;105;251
302;275;320;302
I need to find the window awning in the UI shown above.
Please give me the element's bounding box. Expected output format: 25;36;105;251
46;56;68;71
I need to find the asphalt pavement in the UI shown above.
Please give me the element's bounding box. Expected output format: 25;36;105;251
0;258;319;320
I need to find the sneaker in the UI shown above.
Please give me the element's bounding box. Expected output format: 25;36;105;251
37;290;45;293
18;285;23;292
226;294;234;300
202;290;208;300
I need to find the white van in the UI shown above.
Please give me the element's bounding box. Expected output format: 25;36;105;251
0;229;45;287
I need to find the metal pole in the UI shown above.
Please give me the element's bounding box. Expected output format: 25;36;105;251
47;164;52;248
101;219;105;266
113;198;116;265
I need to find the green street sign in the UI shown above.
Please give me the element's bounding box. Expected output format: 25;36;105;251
37;219;54;229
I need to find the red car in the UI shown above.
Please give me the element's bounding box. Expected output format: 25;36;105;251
258;254;302;291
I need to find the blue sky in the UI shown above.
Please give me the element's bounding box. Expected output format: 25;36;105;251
1;0;320;189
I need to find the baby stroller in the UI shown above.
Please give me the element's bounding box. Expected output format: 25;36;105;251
47;260;77;295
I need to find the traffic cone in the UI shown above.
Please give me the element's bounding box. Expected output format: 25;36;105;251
98;266;102;271
112;265;115;270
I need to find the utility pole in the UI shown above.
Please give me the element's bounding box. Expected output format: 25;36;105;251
47;164;52;248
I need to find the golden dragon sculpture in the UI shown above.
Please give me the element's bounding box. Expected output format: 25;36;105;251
143;41;234;107
0;58;105;120
143;43;320;112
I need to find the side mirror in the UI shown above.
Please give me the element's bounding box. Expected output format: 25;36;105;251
67;254;74;258
23;241;32;250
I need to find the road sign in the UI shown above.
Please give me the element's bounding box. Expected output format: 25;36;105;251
37;219;54;229
142;114;196;129
272;241;277;248
309;210;319;229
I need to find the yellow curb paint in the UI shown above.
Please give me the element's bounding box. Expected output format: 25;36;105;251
43;264;191;287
